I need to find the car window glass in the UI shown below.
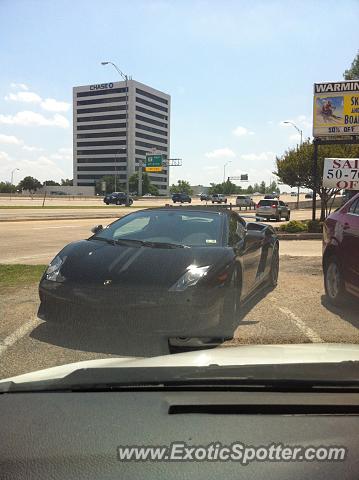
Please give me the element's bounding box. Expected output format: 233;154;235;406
113;216;151;237
349;199;359;214
259;200;276;206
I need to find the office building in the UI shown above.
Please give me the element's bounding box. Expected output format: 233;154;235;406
73;79;170;194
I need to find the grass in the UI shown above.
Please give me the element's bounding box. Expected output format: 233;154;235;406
0;264;47;287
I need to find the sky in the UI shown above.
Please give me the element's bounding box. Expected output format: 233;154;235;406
0;0;358;189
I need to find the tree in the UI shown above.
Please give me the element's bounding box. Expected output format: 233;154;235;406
275;140;359;220
344;51;359;80
17;176;42;197
246;185;254;194
61;178;73;186
0;182;16;193
259;181;266;194
129;172;159;196
95;176;124;194
43;180;60;186
170;180;193;195
265;180;280;194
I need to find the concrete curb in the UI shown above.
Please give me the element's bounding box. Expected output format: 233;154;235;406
277;233;322;240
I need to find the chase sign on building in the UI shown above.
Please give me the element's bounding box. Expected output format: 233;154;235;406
313;81;359;137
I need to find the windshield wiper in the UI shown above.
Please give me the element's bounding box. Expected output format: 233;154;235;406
90;237;117;246
114;238;189;249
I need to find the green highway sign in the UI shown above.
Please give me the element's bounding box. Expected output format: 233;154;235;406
145;154;163;172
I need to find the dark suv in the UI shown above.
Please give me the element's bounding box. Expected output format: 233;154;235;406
172;193;192;204
103;192;133;206
323;192;359;305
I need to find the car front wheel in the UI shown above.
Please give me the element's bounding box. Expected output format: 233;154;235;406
221;267;242;339
269;244;279;287
324;256;345;306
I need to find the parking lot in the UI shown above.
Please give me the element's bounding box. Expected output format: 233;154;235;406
1;255;359;379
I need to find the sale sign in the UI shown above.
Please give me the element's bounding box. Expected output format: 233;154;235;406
323;158;359;190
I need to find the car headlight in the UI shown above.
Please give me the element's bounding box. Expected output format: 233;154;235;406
169;265;210;292
45;255;64;282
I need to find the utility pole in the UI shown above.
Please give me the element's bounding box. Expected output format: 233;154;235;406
283;121;303;209
101;61;130;205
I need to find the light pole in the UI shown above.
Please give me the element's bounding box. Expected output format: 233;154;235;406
283;121;303;209
10;168;19;201
101;61;130;205
223;161;232;183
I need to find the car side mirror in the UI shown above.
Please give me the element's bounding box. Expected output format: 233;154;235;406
91;224;103;234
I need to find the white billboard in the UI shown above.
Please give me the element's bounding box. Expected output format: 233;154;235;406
323;158;359;190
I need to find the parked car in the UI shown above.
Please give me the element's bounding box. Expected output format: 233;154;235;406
290;191;297;196
103;192;133;206
264;193;279;200
172;193;192;203
211;193;228;204
200;193;211;201
305;193;313;199
256;199;290;221
143;193;152;197
323;192;359;305
236;195;254;208
38;207;279;343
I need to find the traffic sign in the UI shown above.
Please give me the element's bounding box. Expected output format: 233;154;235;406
145;154;163;172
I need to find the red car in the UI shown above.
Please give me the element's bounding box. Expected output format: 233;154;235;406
323;192;359;305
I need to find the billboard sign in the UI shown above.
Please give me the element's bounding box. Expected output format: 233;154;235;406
145;154;163;172
313;81;359;137
323;158;359;190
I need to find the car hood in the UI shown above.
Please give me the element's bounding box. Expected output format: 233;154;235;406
2;343;359;384
55;240;231;287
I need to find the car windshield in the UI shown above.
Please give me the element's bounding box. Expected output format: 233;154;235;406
94;209;223;247
1;1;359;399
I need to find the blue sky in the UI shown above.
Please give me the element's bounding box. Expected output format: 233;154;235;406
0;0;358;188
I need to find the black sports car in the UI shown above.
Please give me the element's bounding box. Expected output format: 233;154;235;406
38;207;279;344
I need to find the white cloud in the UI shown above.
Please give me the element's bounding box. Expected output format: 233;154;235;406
240;151;275;162
5;91;42;103
22;145;44;152
0;111;69;128
289;133;301;143
205;147;236;159
5;87;70;112
0;134;22;145
0;151;10;162
10;83;29;91
203;165;220;171
0;152;67;183
232;125;254;137
41;98;70;112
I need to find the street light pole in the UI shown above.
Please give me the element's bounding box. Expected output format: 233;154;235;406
10;168;19;201
223;161;231;183
283;121;303;209
101;61;130;205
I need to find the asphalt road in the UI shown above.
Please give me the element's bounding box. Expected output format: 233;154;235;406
0;217;322;264
0;255;358;380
